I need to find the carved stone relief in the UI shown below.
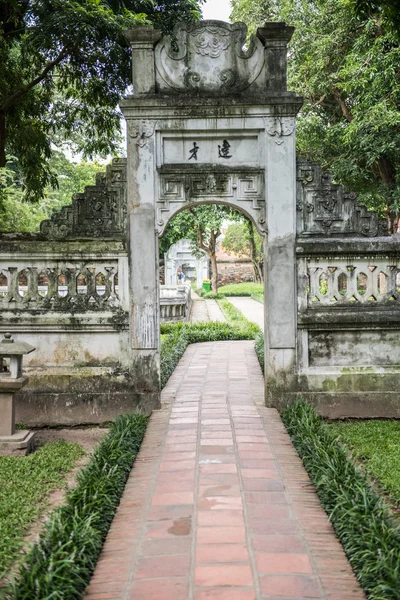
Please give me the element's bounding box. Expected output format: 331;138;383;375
127;120;157;147
156;169;266;236
40;159;127;240
265;116;295;145
155;21;265;94
296;159;389;237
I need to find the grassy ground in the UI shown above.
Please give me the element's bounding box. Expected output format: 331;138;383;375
5;414;147;599
251;292;264;303
217;282;264;296
329;420;400;507
284;401;400;599
0;441;85;577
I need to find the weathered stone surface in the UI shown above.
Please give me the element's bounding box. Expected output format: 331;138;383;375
296;159;389;238
39;158;127;240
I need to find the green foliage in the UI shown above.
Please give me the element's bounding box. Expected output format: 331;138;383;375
283;400;400;599
0;152;104;231
254;330;264;372
221;220;264;283
160;321;258;388
5;414;147;599
0;441;84;577
160;205;238;256
0;0;204;199
329;420;400;506
160;205;243;292
231;0;400;230
217;282;264;296
251;292;264;303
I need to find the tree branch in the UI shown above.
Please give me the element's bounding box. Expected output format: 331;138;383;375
1;48;68;112
331;87;353;122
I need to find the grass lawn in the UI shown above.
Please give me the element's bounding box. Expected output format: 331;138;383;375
0;440;84;576
329;420;400;506
218;282;264;296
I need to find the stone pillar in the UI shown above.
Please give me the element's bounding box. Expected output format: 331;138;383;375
123;27;162;95
125;116;161;406
264;116;297;406
123;28;163;409
0;392;14;436
257;23;294;93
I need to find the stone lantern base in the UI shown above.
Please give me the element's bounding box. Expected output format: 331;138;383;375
0;430;36;456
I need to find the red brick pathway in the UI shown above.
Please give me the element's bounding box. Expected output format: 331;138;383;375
84;341;365;600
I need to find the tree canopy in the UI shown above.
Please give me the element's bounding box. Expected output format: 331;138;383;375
231;0;400;231
221;220;264;283
0;0;204;200
160;205;241;292
0;150;104;231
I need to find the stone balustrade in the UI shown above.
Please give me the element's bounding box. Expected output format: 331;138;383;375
160;284;192;322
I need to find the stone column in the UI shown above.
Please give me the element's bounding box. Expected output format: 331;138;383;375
123;27;162;95
257;23;294;93
123;27;163;410
263;115;298;407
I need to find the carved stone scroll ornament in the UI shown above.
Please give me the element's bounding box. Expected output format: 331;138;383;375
265;117;295;145
155;21;265;94
127;120;157;147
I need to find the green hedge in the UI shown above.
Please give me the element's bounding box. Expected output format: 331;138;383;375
5;414;148;600
254;331;264;373
283;400;400;600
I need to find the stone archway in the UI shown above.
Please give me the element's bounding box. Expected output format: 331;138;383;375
121;20;302;406
164;239;208;289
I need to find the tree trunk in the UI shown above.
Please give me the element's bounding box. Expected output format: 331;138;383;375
209;229;219;293
210;251;218;293
0;112;6;167
247;220;263;283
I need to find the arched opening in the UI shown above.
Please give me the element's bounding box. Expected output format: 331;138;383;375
158;201;266;326
159;200;265;295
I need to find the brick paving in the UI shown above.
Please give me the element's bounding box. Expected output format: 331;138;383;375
84;341;365;600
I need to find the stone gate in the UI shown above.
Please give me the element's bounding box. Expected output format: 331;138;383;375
0;19;399;422
121;20;301;412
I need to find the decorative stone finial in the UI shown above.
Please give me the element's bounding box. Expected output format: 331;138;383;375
3;333;13;344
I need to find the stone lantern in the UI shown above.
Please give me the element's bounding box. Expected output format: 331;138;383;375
0;333;36;455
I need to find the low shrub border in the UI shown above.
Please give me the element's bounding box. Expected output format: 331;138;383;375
283;399;400;600
5;413;148;600
160;320;257;389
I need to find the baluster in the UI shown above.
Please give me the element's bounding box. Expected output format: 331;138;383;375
68;268;77;302
346;265;357;300
27;267;38;303
308;266;320;305
86;267;96;303
7;268;18;302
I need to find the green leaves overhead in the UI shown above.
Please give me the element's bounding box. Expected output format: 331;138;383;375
0;0;204;200
231;0;400;231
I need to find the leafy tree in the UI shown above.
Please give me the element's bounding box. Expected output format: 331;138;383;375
0;151;104;231
222;219;264;283
231;0;400;232
160;205;240;292
0;0;204;200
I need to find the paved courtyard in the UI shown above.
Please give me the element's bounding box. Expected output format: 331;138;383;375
85;341;365;600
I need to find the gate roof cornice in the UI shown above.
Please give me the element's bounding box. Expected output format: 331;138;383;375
122;20;302;108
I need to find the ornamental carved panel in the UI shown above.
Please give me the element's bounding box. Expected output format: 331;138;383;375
40;159;127;240
155;21;265;94
296;159;389;238
156;169;266;236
